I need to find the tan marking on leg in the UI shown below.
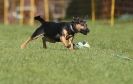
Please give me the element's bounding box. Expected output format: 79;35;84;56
20;33;44;49
66;35;73;40
68;37;74;50
60;36;70;48
62;29;69;40
33;33;44;40
20;37;32;49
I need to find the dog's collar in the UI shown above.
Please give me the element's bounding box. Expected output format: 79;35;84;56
70;24;75;33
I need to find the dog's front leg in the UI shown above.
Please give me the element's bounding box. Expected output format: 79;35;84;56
60;36;71;49
68;37;74;50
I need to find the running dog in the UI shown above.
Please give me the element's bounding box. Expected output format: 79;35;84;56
20;16;90;50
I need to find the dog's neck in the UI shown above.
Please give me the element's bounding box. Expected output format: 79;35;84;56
70;24;75;33
70;23;78;33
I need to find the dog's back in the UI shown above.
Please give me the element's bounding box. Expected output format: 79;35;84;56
33;16;69;41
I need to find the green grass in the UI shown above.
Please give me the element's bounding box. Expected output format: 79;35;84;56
0;22;133;84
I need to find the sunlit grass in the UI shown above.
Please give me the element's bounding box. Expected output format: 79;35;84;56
0;22;133;84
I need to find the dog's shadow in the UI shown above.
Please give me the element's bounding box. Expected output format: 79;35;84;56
46;48;66;51
41;47;79;51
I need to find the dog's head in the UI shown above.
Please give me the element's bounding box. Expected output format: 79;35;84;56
72;16;90;35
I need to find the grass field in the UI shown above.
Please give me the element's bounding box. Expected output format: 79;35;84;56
0;22;133;84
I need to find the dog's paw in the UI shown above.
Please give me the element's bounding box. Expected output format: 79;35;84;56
20;44;26;49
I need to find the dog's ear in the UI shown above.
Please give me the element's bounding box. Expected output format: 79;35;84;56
72;16;80;23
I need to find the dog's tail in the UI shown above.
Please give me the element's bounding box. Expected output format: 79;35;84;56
34;16;45;24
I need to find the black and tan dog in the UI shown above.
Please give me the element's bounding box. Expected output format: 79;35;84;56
20;16;90;50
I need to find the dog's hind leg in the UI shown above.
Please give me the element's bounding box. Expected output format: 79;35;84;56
42;37;47;48
20;27;44;49
20;37;32;49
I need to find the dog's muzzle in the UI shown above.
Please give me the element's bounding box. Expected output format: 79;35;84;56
80;28;90;35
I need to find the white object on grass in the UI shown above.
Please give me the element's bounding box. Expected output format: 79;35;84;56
75;41;90;49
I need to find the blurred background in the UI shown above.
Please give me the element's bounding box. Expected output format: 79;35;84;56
0;0;133;26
